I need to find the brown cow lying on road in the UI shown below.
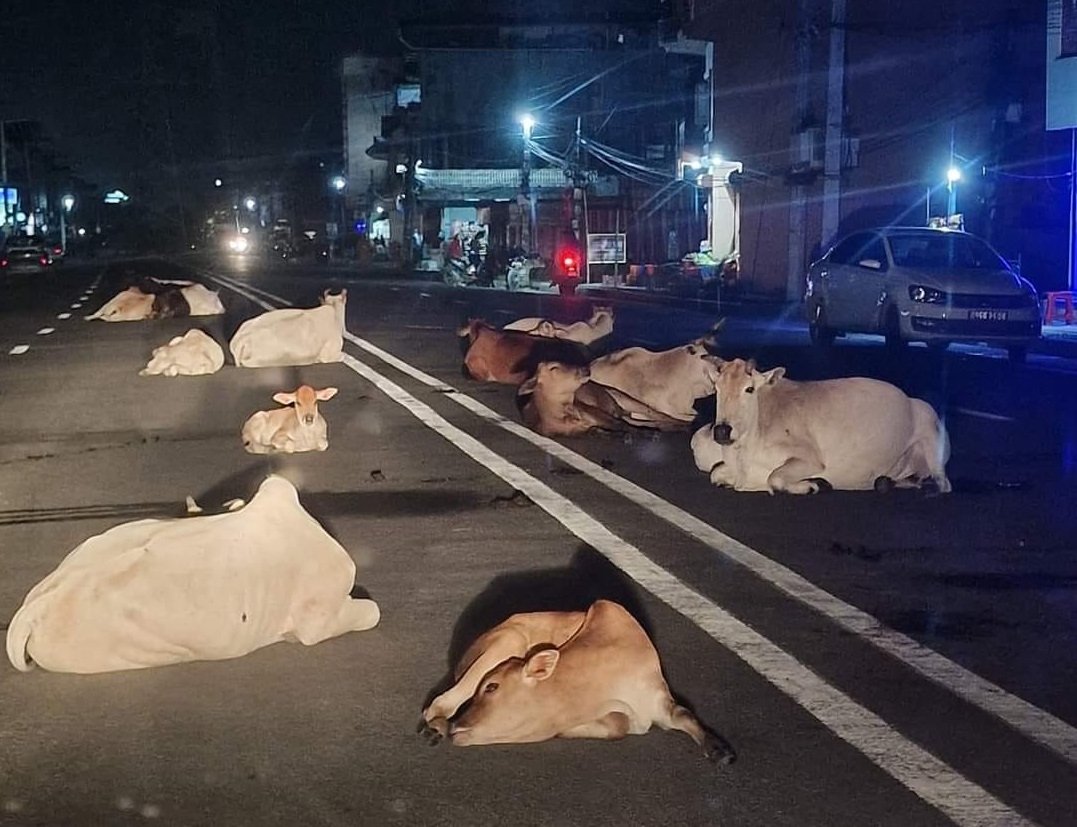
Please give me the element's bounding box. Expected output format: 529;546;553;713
418;600;736;765
517;362;689;436
85;279;225;321
458;319;590;385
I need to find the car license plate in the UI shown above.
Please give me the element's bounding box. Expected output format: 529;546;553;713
968;309;1008;321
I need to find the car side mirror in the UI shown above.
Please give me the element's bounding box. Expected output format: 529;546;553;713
858;258;882;270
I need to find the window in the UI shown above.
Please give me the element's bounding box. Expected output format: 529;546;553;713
888;234;1008;271
827;232;873;265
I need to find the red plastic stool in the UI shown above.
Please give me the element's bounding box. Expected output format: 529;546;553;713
1044;291;1075;325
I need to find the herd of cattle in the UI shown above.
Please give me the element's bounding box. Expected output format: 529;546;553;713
1;275;956;762
460;306;951;495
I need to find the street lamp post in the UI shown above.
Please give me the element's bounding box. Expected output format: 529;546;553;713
60;194;75;252
519;114;536;253
330;176;347;260
946;166;961;218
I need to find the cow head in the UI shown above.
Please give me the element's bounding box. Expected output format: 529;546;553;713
272;385;338;426
711;358;785;445
678;341;725;399
321;288;348;308
517;361;590;400
449;649;561;746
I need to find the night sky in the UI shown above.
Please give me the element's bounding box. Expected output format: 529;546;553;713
1;0;419;188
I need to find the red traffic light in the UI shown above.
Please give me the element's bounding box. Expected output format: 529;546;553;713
558;248;580;276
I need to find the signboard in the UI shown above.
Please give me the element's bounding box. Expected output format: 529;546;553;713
1047;0;1077;129
587;233;627;264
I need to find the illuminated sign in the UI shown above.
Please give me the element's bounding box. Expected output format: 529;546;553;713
103;189;130;204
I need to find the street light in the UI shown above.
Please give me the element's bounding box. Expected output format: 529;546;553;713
946;166;962;218
60;194;75;253
331;175;347;192
244;196;256;211
518;114;536;252
214;178;223;188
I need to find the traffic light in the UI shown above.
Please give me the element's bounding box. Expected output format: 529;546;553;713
558;247;580;278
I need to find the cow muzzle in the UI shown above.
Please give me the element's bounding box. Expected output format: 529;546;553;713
712;421;734;445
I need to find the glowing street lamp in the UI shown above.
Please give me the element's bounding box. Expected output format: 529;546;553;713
519;113;536;140
214;178;223;188
60;194;75;252
946;167;962;217
946;167;962;184
330;175;347;192
244;196;256;211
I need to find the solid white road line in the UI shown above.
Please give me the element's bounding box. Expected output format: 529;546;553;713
208;271;1037;826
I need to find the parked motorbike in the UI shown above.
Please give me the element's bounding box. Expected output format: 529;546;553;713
505;254;548;291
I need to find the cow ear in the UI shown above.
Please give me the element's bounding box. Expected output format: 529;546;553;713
757;367;785;386
273;392;296;406
523;649;560;682
316;387;338;401
517;375;538;396
537;320;556;336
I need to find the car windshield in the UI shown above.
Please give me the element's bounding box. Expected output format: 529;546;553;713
887;234;1008;271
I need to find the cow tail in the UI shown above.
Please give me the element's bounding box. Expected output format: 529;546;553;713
5;604;35;671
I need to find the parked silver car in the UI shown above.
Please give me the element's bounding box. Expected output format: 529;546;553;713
804;227;1041;361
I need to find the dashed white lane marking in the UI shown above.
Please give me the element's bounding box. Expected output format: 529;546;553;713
70;303;82;309
208;272;1037;826
57;313;72;320
952;407;1016;423
208;269;1077;769
8;345;29;355
36;328;55;336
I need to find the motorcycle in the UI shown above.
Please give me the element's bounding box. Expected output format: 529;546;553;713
505;254;547;291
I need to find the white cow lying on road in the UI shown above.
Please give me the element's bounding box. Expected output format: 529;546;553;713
419;600;735;765
588;340;723;422
503;305;615;346
517;362;688;436
180;283;227;316
5;476;380;674
241;385;338;454
86;281;226;322
698;358;951;494
229;290;347;367
140;329;225;377
85;286;155;321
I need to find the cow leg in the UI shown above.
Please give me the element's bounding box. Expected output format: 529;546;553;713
420;628;530;741
767;457;826;494
559;712;631;741
292;598;380;647
657;700;737;765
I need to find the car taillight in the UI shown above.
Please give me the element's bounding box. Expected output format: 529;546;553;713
0;259;8;268
52;246;62;255
40;256;50;266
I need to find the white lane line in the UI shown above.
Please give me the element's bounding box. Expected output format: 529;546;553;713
206;269;1077;766
57;313;72;320
36;328;55;336
70;303;82;309
951;407;1015;423
208;272;1037;826
8;345;29;355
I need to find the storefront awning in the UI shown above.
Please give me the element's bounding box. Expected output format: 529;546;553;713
414;168;619;202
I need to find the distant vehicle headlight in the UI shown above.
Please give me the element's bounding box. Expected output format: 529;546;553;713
228;236;250;253
909;285;946;303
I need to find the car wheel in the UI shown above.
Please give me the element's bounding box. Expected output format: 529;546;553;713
1007;345;1027;363
809;304;836;347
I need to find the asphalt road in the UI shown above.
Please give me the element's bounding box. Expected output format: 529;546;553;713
1;256;1075;826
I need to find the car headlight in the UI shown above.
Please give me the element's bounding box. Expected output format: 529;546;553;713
909;285;947;303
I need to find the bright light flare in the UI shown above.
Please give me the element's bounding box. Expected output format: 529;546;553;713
946;167;962;184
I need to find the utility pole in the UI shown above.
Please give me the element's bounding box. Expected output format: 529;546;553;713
1;121;8;231
570;116;587;277
787;0;812;301
820;0;847;249
519;114;535;253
